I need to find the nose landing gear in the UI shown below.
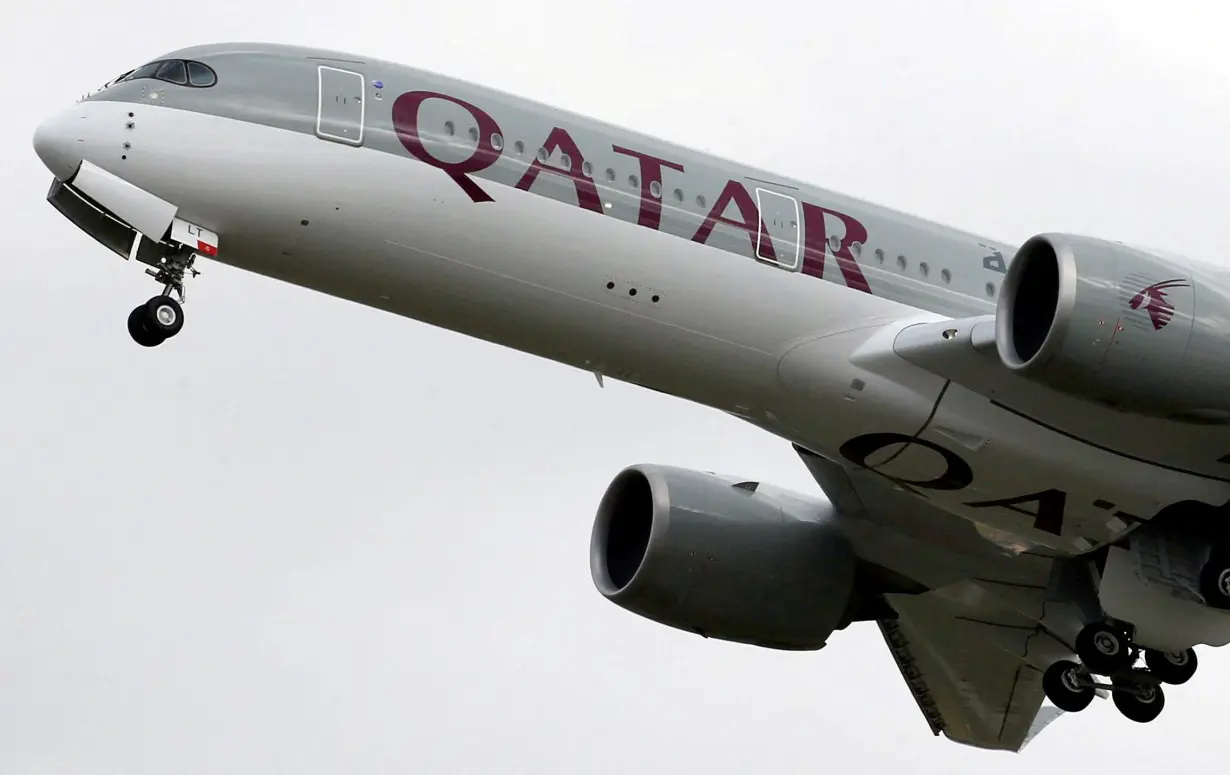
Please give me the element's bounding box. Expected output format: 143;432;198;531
127;248;197;348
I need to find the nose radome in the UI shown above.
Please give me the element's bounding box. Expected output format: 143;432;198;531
33;106;86;181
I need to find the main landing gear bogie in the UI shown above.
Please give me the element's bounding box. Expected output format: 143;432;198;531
1042;620;1198;724
126;249;198;348
1043;659;1167;724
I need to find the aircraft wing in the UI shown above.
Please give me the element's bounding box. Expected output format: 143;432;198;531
878;592;1059;752
794;444;1080;752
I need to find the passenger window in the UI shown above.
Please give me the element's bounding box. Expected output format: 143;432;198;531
186;61;217;87
155;60;188;85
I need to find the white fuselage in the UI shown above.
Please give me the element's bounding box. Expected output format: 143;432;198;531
37;98;1230;560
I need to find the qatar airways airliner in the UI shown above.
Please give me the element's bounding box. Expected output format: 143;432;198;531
32;42;1230;751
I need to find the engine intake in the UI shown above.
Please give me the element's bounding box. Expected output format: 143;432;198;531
590;465;857;650
998;235;1068;368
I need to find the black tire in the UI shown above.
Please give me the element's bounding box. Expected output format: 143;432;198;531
142;295;184;339
1144;648;1198;685
1112;674;1165;723
1042;660;1094;712
1200;551;1230;610
127;306;165;348
1076;621;1133;675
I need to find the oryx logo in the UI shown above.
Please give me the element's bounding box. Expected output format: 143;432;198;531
1129;278;1188;330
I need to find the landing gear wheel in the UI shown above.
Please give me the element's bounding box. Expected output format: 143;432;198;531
1199;550;1230;610
142;295;184;339
1042;660;1094;712
124;243;199;348
1144;648;1198;685
1111;671;1165;723
127;306;166;348
1076;622;1133;675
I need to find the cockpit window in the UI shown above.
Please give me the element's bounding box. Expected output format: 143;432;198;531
155;60;188;85
118;59;217;88
126;62;162;81
186;60;217;87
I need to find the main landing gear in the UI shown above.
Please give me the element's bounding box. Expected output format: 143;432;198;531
127;249;198;348
1199;548;1230;610
1042;620;1198;724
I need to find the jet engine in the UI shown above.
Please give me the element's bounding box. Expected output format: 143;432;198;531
995;233;1230;416
589;464;857;650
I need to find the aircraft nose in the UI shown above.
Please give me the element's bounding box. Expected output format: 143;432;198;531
33;106;86;181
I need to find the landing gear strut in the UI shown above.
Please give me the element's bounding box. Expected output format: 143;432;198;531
127;249;197;348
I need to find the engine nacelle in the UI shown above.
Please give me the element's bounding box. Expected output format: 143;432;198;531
996;233;1230;416
589;464;856;650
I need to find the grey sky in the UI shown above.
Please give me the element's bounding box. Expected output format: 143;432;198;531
3;1;1228;771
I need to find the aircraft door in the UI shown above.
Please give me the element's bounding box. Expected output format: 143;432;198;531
315;65;366;146
754;187;801;270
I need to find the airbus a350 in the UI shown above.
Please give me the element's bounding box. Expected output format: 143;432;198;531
32;42;1230;751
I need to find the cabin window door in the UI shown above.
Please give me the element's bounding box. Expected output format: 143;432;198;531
315;65;366;146
754;187;801;270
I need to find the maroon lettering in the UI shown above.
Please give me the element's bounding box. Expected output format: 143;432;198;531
515;127;603;213
613;146;686;230
801;204;871;293
391;91;503;203
691;180;774;259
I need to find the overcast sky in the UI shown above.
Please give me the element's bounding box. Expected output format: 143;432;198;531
4;1;1230;772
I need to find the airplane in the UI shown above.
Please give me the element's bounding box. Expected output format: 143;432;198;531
31;41;1230;752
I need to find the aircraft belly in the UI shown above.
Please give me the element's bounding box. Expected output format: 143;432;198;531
909;383;1230;553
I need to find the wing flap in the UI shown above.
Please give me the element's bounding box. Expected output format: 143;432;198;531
879;591;1060;752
